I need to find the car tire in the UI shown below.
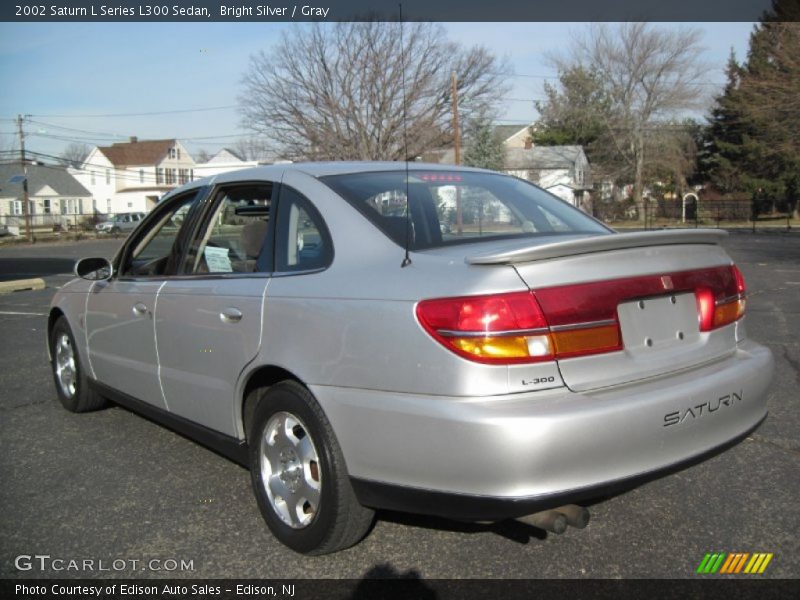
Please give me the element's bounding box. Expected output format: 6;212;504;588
248;380;374;555
50;316;107;413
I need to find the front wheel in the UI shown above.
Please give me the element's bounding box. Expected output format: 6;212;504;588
249;381;374;554
50;316;107;412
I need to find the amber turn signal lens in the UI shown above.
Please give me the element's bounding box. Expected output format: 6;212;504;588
551;324;621;358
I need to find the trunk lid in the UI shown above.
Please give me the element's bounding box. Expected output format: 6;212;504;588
468;230;741;391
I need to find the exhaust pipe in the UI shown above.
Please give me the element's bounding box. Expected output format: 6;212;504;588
517;510;567;534
517;505;590;533
555;504;590;529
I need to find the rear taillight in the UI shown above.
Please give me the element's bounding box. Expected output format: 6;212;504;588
697;264;746;331
415;292;554;364
416;264;746;365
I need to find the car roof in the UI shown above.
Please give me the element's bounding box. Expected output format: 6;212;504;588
197;161;493;185
165;161;497;203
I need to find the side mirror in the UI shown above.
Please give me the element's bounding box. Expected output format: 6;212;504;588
75;257;113;281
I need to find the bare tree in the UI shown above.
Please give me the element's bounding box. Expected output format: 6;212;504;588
554;24;709;219
240;22;510;161
231;137;277;162
58;142;91;169
195;148;212;163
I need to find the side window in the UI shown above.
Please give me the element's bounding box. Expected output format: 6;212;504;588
186;184;273;275
275;187;332;273
122;192;199;277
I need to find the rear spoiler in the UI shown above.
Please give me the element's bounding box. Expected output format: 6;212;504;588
466;229;728;265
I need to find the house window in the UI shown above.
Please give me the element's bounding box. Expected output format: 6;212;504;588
177;148;181;159
190;169;194;181
156;168;164;185
10;200;22;215
178;168;188;185
127;202;133;208
169;148;177;159
105;169;110;184
106;199;111;214
43;199;51;214
139;169;144;183
165;169;176;185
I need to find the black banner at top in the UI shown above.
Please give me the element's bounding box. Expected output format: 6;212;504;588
0;0;790;23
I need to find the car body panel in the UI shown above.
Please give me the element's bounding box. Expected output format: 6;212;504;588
156;278;269;436
312;338;771;498
84;279;167;409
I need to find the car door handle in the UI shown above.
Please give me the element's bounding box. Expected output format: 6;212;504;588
220;307;243;323
132;302;148;316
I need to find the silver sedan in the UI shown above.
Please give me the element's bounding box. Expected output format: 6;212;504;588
48;162;773;554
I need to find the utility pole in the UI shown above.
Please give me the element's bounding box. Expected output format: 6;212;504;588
451;71;463;234
16;114;32;242
451;72;461;165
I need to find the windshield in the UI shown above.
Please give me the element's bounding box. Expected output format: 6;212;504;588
320;170;609;250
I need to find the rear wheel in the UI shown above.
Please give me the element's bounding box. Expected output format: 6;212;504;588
50;316;107;412
249;380;374;554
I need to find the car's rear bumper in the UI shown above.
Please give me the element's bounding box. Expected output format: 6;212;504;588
312;340;773;520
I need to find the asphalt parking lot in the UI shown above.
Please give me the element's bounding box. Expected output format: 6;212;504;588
0;232;798;580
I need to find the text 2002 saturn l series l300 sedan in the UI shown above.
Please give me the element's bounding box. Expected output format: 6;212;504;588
48;162;773;554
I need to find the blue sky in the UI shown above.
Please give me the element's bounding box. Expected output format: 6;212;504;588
0;21;756;160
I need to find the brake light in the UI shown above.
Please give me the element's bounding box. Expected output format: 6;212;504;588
416;264;745;365
416;292;553;364
697;264;746;331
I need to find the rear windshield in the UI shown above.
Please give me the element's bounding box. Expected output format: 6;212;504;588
320;170;609;250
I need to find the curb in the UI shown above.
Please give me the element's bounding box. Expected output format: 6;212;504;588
0;278;46;294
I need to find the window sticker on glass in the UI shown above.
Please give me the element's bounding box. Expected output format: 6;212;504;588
204;246;233;273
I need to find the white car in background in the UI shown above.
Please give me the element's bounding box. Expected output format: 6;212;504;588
95;212;146;234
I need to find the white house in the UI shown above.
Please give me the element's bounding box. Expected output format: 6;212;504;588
0;163;92;235
426;121;593;209
71;138;196;215
492;124;534;149
504;145;592;207
192;148;259;179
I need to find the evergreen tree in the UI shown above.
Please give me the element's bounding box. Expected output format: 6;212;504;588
703;3;800;207
532;65;610;153
462;113;506;172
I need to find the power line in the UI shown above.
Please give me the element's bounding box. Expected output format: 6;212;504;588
25;118;129;140
27;105;237;118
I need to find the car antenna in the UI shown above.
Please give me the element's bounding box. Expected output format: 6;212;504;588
399;3;412;268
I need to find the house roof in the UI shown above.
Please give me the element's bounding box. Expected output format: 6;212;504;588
494;124;532;142
211;148;246;163
96;139;176;167
504;146;585;170
0;163;90;198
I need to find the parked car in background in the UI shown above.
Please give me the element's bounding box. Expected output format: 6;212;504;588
49;163;773;554
95;212;146;234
